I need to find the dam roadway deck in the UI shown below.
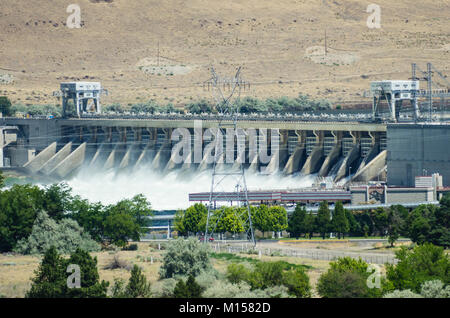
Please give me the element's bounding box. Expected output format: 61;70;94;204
1;117;387;132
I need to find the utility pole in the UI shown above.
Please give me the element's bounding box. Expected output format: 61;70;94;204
204;66;255;246
157;41;160;67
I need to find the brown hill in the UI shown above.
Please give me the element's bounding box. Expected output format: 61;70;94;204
0;0;449;108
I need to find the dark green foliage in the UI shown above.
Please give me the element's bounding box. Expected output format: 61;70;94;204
103;210;141;248
182;203;207;234
186;100;214;114
65;249;109;298
316;201;331;239
251;205;271;236
0;96;12;116
173;275;204;298
331;201;349;239
26;247;108;298
226;263;251;284
281;268;312;298
225;260;311;298
287;204;307;238
26;246;67;298
317;257;382;298
124;265;151;298
11;103;61;117
122;243;138;251
385;243;450;293
0;184;44;252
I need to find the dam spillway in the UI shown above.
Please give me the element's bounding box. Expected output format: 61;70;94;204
0;116;388;184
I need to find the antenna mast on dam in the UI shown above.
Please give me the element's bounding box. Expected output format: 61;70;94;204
204;66;256;245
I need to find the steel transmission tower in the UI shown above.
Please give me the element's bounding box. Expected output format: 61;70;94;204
204;66;256;245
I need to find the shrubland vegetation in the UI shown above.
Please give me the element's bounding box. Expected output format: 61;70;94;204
0;93;333;118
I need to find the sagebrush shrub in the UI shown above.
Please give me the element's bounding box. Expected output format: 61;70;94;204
159;238;212;278
14;211;100;255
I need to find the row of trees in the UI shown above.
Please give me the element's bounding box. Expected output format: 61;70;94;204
0;178;153;253
174;204;287;237
287;196;450;247
0;92;332;118
187;94;332;114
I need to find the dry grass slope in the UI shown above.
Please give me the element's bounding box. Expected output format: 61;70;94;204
0;0;448;107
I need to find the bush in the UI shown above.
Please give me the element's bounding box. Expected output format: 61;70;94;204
420;280;450;298
26;246;108;298
151;278;178;298
225;260;311;298
173;275;204;298
226;263;252;284
385;243;450;293
14;211;100;255
281;268;312;298
122;243;138;251
317;257;382;298
124;265;151;298
159;238;212;279
0;96;12;116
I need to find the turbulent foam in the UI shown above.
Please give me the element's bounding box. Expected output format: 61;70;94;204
65;165;317;210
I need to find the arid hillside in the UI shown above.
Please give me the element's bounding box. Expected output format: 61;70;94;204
0;0;449;108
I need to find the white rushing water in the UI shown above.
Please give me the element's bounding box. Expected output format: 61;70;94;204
65;166;318;210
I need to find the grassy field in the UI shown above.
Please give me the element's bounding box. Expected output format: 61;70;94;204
0;241;333;298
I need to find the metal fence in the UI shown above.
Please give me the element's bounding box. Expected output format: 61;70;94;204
211;242;397;265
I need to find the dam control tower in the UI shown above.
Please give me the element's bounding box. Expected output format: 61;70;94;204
54;82;107;118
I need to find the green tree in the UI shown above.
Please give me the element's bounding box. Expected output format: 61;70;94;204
268;206;288;237
385;243;450;293
125;265;151;298
0;184;44;252
0;96;12;116
174;209;187;237
103;210;141;248
26;246;67;298
42;183;74;220
287;204;307;239
304;211;316;239
26;247;108;298
215;207;244;234
14;210;100;255
173;275;204;298
317;257;382;298
183;203;207;235
252;204;271;237
281;267;311;298
69;198;105;242
159;238;212;279
108;194;153;230
226;263;251;284
316;201;331;239
331;201;349;239
65;248;109;298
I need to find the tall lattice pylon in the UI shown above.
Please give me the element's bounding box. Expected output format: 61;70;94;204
204;66;255;246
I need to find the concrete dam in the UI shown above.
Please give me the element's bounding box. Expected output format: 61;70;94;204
0;116;388;184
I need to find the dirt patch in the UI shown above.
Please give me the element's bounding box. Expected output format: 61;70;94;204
304;46;359;66
136;57;194;76
0;73;14;85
